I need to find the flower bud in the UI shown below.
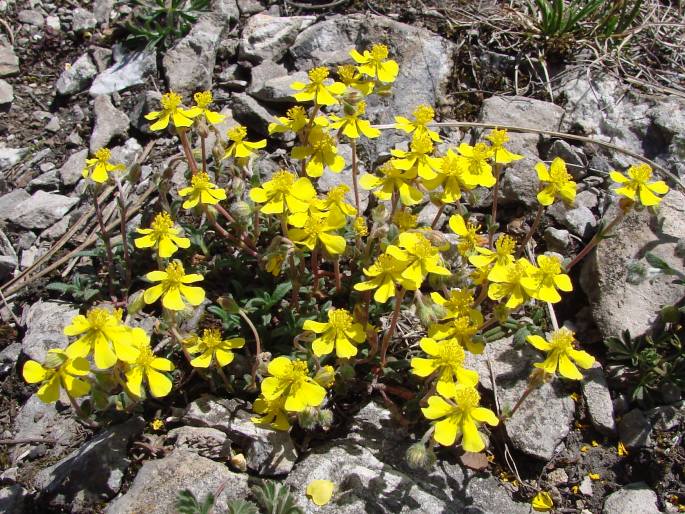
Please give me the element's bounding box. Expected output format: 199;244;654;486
406;442;436;470
212;141;225;163
660;305;681;324
493;304;511;324
127;289;146;315
231;176;245;197
230;200;252;220
196;117;209;139
43;351;67;369
337;364;355;381
230;453;247;472
297;407;319;430
317;408;334;430
371;204;388;224
314;365;336;388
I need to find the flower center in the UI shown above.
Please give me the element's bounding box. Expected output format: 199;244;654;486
337;64;356;84
441;154;464;177
327;185;348;203
413;104;434;125
471;143;491;161
487;129;509;147
190;172;211;190
354;217;368;236
87;307;112;330
370;43;389;61
629;163;652;183
136;344;155;367
438;340;465;366
539;256;562;275
393;210;418;230
271;170;296;191
165;261;186;283
160;91;182;111
495;235;516;257
328;309;353;331
411;235;437;258
288;360;309;385
355;101;367;116
201;328;223;349
410;133;433;154
443;290;474;316
312;132;336;152
227;126;247;142
94;147;112;163
193;90;213;109
304;216;326;236
287;106;307;123
151;212;174;234
549;327;575;350
454;387;480;409
308;67;329;84
549;163;572;184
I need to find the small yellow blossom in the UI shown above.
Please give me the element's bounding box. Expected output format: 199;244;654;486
580;445;590;453
468;234;516;274
23;349;90;403
184;328;245;368
143;260;205;311
449;214;488;257
178;172;227;209
268;105;327;135
292;127;346;177
486;129;523;164
392;209;418;231
316;185;357;217
430;289;476;320
185;90;226;124
337;64;374;95
353;216;368;236
458;142;495;187
304;308;366;358
252;394;290;430
288;209;347;256
391;132;442;180
422;149;476;203
134;212;191;259
250;170;316;215
520;254;572;303
260;357;327;412
428;315;485;354
617;441;628;456
82;147;125;183
291;67;345;106
223;125;267;160
353;252;413;303
349;44;399;83
386;231;451;288
360;161;423;206
610;163;669;206
411;337;479;386
588;473;601;480
145;91;197;130
570;392;580;402
527;327;595;380
394;104;441;142
536;157;577;206
487;258;536;309
151;418;165;431
125;332;175;398
329;101;380;139
591;440;599;447
531;491;554;512
306;479;335;506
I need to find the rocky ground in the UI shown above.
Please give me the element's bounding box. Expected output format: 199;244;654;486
0;0;684;513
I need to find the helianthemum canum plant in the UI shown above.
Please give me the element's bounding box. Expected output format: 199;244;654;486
23;42;672;497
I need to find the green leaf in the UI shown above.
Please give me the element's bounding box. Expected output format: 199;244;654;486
271;282;293;305
226;499;260;514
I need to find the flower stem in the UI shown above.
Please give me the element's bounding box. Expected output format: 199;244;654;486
91;186;115;299
516;203;544;258
311;247;320;296
200;134;207;174
489;163;503;247
334;257;342;292
238;308;262;386
380;287;406;368
350;139;362;216
114;177;132;297
176;128;198;175
430;204;445;229
565;209;627;272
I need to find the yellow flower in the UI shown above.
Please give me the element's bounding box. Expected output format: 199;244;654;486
329;101;380;139
394;104;441;142
353;216;368;236
531;491;554;512
430;289;476;320
288;210;347;255
291;67;345;106
449;214;488;257
292;127;346;177
349;43;399;83
260;357;327;412
151;418;165;431
223;125;267;159
306;480;335;506
360;161;423;206
184;328;245;368
487;258;536;309
268;105;327;135
588;472;601;480
422;381;499;451
144;91;197;131
184;90;226;125
617;441;628;456
304;308;366;358
411;337;479;385
353;252;412;303
610;163;669;206
64;307;140;369
265;252;286;277
82;147;125;183
252;394;290;430
315;185;357;217
486;129;523;164
134;211;191;259
527;327;595;380
422;149;476;203
458;142;495;187
249;170;316;215
143;260;205;311
391;132;442;180
392;208;418;231
536;157;577;206
386;232;451;288
178;172;227;209
428;314;484;354
468;234;516;274
125;332;175;398
337;64;374;95
520;254;572;303
23;349;90;403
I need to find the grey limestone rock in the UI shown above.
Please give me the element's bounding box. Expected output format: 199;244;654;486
7;190;79;230
0;78;12;104
90;95;130;152
602;482;659;514
56;53;97;96
0;39;19;77
239;13;316;64
20;300;78;362
581;363;617;435
618;409;652;449
59;148;88;186
89;50;157;96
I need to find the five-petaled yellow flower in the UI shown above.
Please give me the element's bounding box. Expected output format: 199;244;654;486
422;381;499;452
125;331;175;398
458;142;495;187
184;328;245;368
411;337;479;386
82;147;125;183
185;90;226;125
531;491;554;512
360;161;423;206
223;125;267;160
268;105;327;135
134;211;191;259
386;232;451;288
520;254;572;303
260;357;327;412
337;64;374;95
394;104;441;142
292;127;345;177
23;349;90;403
610;163;669;207
449;214;488;257
288;209;347;256
143;260;205;311
391;132;442;180
252;394;290;430
469;234;516;274
536;157;577;206
303;308;366;358
328;101;380;139
486;129;523;164
527;327;595;380
145;91;197;131
350;44;399;83
291;67;345;106
178;172;227;209
64;307;140;369
423;149;477;203
487;258;535;308
250;170;315;215
306;480;335;506
353;253;413;303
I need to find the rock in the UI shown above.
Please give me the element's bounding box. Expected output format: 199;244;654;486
547;202;596;239
59;148;88;186
650;99;685;176
34;417;145;512
581;364;616;435
239;14;316;64
544;227;571;252
28;169;60;192
580;190;685;339
619;409;652;449
7;190;79;230
237;0;264;16
212;0;239;23
166;426;231;460
45;116;61;133
71;8;97;32
0;189;30;220
0;229;17;265
93;0;113;24
646;403;685;431
579;475;593;496
10;394;84;463
40;216;72;240
0;256;15;281
250;70;307;103
0;39;19;77
0;147;28;171
89;49;156;96
464;337;575;460
547;139;587;179
45;15;61;33
56;53;97;96
0;78;13;104
20;300;78;362
547;468;569;485
602;482;659;514
110;138;143;169
18;9;44;26
183;395;297;476
163;13;227;97
90;95;129;151
128;90;161;133
229;93;279;137
0;484;28;513
105;450;250;514
317;144;369;213
247;60;289;99
20;243;49;269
